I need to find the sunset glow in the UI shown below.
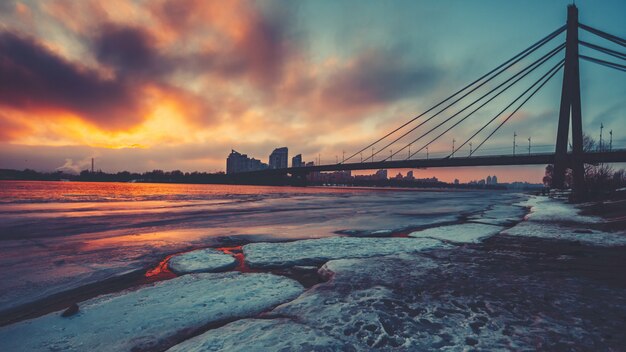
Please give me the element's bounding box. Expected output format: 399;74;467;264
1;0;624;182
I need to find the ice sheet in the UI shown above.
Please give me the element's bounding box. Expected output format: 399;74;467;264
168;248;237;274
409;223;504;243
167;318;345;351
243;237;449;268
0;272;304;352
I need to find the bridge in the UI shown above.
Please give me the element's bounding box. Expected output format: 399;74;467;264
237;5;625;198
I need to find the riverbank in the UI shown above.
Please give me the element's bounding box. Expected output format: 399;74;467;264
1;193;624;350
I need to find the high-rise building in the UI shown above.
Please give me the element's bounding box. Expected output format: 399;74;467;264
226;150;268;174
227;150;247;174
269;147;288;169
406;170;415;180
486;176;492;185
292;154;303;167
492;175;498;184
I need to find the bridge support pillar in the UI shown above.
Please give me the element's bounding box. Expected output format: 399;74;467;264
552;4;586;200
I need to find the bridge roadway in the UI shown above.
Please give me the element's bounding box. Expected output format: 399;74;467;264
237;149;626;177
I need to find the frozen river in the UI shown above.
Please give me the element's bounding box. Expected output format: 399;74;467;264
0;181;522;315
1;181;625;351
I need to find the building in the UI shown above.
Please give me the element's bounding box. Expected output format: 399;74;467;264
226;150;268;174
292;154;303;167
492;175;498;184
454;178;459;185
227;150;248;174
375;169;388;180
269;147;288;169
486;176;492;185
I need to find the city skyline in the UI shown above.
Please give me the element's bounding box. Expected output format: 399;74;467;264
0;1;624;183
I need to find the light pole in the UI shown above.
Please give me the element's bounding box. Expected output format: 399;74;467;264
469;142;473;156
451;139;456;157
513;132;517;156
528;137;531;155
426;146;429;160
599;123;604;151
408;144;411;159
389;149;392;161
371;147;375;162
609;130;613;151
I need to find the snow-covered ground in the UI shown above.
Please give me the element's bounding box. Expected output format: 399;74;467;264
503;196;626;246
243;236;450;268
409;223;504;243
0;272;304;352
168;248;237;274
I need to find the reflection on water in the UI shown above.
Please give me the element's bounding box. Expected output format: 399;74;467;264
0;180;522;314
0;180;359;203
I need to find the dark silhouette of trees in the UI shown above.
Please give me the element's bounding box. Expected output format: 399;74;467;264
544;133;625;194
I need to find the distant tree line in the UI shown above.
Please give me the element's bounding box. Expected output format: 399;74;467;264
0;168;230;184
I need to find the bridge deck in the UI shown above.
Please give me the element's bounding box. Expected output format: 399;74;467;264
236;150;626;176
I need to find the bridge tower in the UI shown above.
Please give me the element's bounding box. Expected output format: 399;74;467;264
552;4;586;198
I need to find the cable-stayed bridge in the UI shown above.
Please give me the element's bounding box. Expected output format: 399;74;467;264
239;5;625;197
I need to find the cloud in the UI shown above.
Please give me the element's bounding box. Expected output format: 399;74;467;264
0;31;144;129
94;24;160;75
319;50;440;111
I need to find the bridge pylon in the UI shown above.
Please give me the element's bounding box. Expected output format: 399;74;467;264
552;4;586;198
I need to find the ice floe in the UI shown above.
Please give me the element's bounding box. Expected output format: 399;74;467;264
467;204;526;226
243;237;449;268
504;196;626;246
167;318;346;351
0;272;304;352
409;223;504;243
168;248;237;274
517;196;599;223
503;221;626;246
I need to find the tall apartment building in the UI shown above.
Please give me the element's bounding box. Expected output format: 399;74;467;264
269;147;288;169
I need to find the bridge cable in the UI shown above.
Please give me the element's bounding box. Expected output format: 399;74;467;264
579;23;626;47
377;43;565;161
579;40;626;61
468;61;565;157
449;60;565;158
580;54;626;73
396;55;566;161
368;42;565;162
341;25;566;164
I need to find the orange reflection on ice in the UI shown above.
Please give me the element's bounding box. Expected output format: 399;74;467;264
144;254;177;281
216;246;253;273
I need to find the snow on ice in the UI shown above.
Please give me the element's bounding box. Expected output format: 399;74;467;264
504;196;626;246
0;272;304;352
467;204;527;226
409;223;504;243
167;318;348;351
168;248;237;274
242;237;449;268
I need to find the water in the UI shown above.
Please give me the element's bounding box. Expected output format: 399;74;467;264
0;181;522;314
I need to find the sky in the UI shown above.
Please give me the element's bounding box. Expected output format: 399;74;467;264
0;0;624;182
